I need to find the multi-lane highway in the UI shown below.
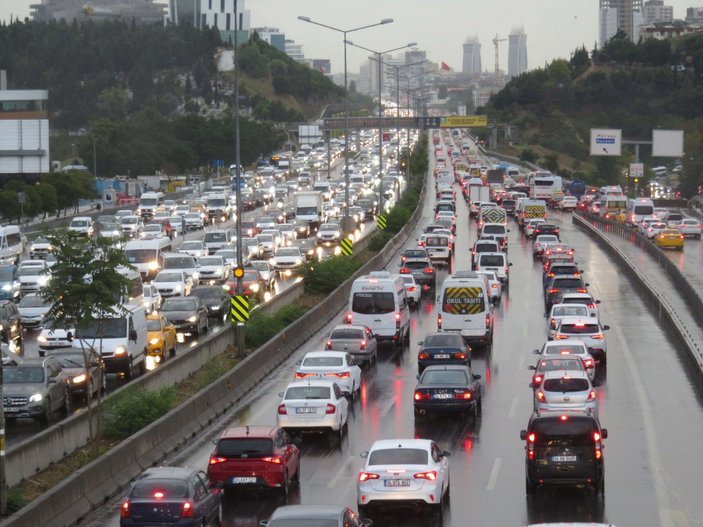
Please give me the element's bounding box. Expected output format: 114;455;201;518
78;158;703;526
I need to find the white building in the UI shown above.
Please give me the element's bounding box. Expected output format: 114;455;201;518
0;89;50;175
285;39;305;62
169;0;250;38
643;0;673;23
599;0;645;44
508;28;527;77
462;36;482;75
686;6;703;24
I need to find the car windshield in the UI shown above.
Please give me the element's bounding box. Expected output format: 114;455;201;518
532;418;595;447
479;255;505;267
197;258;220;267
216;438;273;458
163;299;196;311
19;295;48;308
71;220;89;227
122;217;139;225
276;249;300;257
424;334;463;347
552;306;588;317
368;448;428;466
125;249;156;263
146;319;162;331
543;377;590;392
538;358;584;372
319;224;339;231
204;233;227;242
3;366;45;383
164;257;195;269
55;354;86;369
560;324;600;334
420;370;469;385
330;328;364;339
143;225;161;232
352;292;395;315
79;318;127;339
257;217;274;224
130;479;189;499
191;287;221;299
185;213;201;220
18;267;44;276
259;235;273;242
284;386;331;400
0;267;14;281
242;271;259;281
155;273;182;282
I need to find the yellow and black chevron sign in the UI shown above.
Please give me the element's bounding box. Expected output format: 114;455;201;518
376;214;387;230
229;295;250;323
340;238;353;256
482;208;505;223
443;287;484;315
524;205;545;218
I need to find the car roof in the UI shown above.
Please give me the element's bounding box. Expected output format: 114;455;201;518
543;340;589;351
285;379;337;389
220;425;278;439
541;369;590;381
422;364;470;373
270;505;345;521
369;438;433;451
303;351;347;359
331;324;368;332
558;316;600;325
140;466;197;480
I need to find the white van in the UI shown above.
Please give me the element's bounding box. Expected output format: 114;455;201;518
124;238;174;280
137;191;165;219
436;271;493;347
437;172;454;187
346;271;410;346
74;303;148;379
475;252;512;284
0;226;24;265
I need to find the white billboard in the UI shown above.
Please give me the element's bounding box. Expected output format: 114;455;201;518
590;128;622;156
298;124;322;145
652;129;684;158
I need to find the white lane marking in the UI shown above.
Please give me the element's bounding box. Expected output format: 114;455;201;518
486;457;502;491
380;397;396;417
612;323;674;527
518;352;526;370
327;455;356;489
507;396;519;419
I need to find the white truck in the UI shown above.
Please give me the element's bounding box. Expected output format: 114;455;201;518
294;191;323;232
468;178;490;205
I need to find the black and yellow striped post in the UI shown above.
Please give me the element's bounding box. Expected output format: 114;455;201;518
229;295;250;323
340;238;353;256
376;214;388;230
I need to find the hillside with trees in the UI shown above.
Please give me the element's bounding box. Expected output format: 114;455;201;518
486;31;703;196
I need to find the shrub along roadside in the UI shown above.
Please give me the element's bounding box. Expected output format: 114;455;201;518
299;255;363;295
244;304;307;349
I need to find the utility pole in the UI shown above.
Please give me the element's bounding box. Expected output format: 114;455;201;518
234;0;245;356
0;364;6;515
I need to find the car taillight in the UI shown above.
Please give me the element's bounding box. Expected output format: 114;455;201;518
437;315;442;330
491;283;499;289
577;288;588;293
325;340;332;349
359;472;380;482
400;267;410;274
209;456;227;465
536;391;545;401
181;501;193;518
262;456;283;464
554;334;568;340
592;333;605;340
533;375;543;385
414;390;430;400
277;404;287;415
295;372;315;379
454;390;472;400
120;501;130;518
418;352;430;360
583;358;594;368
587;390;596;401
414;471;437;481
325;403;336;414
423;267;434;274
594;432;603;459
345;313;352;324
326;372;350;378
360;340;367;350
485;314;491;328
548;288;558;294
454;352;466;360
407;286;417;292
550;318;556;329
395;312;401;329
527;433;536;460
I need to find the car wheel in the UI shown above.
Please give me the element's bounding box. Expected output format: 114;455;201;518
63;390;72;415
280;471;290;498
292;458;301;483
358;504;369;518
39;399;51;425
124;358;133;381
213;503;223;526
101;372;107;393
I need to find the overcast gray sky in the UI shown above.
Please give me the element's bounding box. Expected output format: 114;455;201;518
0;0;696;75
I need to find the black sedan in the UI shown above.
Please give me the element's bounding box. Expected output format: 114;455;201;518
190;286;230;321
161;297;209;337
534;223;560;240
417;332;471;372
413;365;482;419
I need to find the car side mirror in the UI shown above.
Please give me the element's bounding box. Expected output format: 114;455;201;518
580;269;584;273
601;428;608;439
585;283;590;287
417;341;424;346
442;450;451;457
129;330;138;342
595;299;601;304
532;349;540;354
590;313;596;317
528;365;536;371
507;229;511;232
295;359;302;366
278;391;284;397
509;263;513;266
473;374;481;380
602;325;610;331
259;521;269;527
66;331;74;342
520;430;527;440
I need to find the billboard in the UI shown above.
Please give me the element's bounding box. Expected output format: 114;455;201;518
440;115;488;128
652;129;684;158
590;129;622;156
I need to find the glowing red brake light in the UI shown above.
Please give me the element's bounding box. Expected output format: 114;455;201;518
209;456;227;465
181;501;193;518
295;372;315;379
536;391;545;401
326;372;350;379
527;433;536;443
359;472;380;482
277;404;287;415
360;340;367;350
548;288;558;294
583;358;594;368
262;456;283;464
414;471;437;481
423;267;434;274
414;390;430;401
533;375;543;385
120;501;130;518
345;313;352;324
325;403;336;414
325;340;332;349
399;267;410;274
485;314;491;328
454;390;472;400
587;390;596;401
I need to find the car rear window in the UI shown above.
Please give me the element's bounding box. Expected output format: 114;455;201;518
543;378;590;392
269;520;337;527
552;306;588;317
216;438;273;458
424;334;463;347
478;254;505;267
550;278;583;289
330;328;364;339
544;345;585;355
302;357;344;367
352;292;395;315
475;243;498;253
538;359;584;372
404;261;429;270
426;236;448;247
284;386;331;400
368;448;428;466
130;479;189;499
560;324;600;334
483;225;505;234
420;370;468;385
532;418;595;447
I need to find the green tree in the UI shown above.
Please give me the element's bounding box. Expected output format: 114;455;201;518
40;234;130;438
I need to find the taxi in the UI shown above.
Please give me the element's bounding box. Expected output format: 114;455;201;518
146;314;177;362
654;228;684;250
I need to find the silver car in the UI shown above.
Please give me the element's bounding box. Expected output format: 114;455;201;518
534;339;596;381
533;370;597;412
554;316;610;365
325;324;377;365
264;505;371;527
18;293;51;329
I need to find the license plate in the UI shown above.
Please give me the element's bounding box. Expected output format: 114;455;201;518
433;393;452;399
384;479;411;487
434;354;450;359
230;477;257;484
551;455;577;462
4;407;19;413
296;407;317;414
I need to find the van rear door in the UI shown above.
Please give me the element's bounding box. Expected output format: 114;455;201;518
350;290;397;338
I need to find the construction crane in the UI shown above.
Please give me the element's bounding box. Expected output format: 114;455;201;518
493;34;506;75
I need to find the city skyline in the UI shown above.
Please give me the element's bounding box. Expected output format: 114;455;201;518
0;0;699;76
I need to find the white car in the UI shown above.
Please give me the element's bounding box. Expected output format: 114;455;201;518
677;218;702;239
399;274;421;307
197;255;230;284
174;204;191;217
257;234;277;257
68;216;94;238
294;351;362;396
475;270;502;302
37;324;74;356
153;270;193;298
270;247;304;275
534;339;596;381
317;223;342;245
553;316;610;365
644;221;667;239
29;237;53;259
18;293;51;329
560;292;601;319
143;283;162;313
547;303;592;340
276;379;349;436
260;229;285;250
558;196;578;210
532;235;559;258
533;369;596;412
278;224;298;244
214;248;240;267
184;212;205;230
357;439;451;516
17;261;50;294
178;240;207;258
140;223;166;239
525;219;546;238
249;260;276;290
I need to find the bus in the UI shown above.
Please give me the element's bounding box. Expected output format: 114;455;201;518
626;198;655;227
528;172;562;201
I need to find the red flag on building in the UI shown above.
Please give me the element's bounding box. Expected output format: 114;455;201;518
441;61;451;71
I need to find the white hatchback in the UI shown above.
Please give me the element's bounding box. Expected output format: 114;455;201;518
294;351;362;396
677;218;702;239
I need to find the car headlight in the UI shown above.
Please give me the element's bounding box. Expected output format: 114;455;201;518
269;258;276;266
72;374;86;384
114;345;127;356
295;258;302;265
174;285;182;291
148;261;158;270
37;334;47;343
188;315;197;323
192;272;200;280
1;284;10;291
38;276;49;286
250;283;260;292
29;393;43;403
212;305;220;310
149;337;160;345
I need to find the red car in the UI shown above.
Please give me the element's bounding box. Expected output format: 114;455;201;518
207;425;300;496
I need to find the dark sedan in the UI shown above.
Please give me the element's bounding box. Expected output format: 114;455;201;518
544;276;589;311
417;332;471;372
413;365;482;419
190;286;230;321
534;223;560;240
400;257;436;289
50;348;106;399
161;297;209;337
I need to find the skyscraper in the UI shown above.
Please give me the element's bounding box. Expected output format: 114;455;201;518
462;36;482;75
508;28;527;78
598;0;644;44
643;0;673;23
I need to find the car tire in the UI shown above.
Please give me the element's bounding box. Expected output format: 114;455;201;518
280;471;290;498
213;503;223;526
358;504;369;518
124;358;133;381
63;390;72;415
101;372;107;393
525;479;535;497
39;399;51;425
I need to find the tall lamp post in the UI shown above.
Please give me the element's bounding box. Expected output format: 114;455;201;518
345;40;416;215
234;0;244;355
400;70;429;185
298;15;394;233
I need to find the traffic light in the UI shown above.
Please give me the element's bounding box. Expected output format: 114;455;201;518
634;178;639;183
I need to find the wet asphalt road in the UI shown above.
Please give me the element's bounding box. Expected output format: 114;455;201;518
81;165;703;527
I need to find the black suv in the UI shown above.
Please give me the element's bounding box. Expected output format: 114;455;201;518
520;409;608;496
0;299;22;351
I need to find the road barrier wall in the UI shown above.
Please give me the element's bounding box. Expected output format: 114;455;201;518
1;172;427;527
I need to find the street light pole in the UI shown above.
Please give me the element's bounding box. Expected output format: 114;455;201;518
298;15;394;234
234;0;245;356
345;40;416;215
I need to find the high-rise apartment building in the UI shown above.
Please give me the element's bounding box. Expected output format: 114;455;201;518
643;0;673;23
598;0;644;44
508;28;527;77
686;6;703;24
462;36;482;75
169;0;250;42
